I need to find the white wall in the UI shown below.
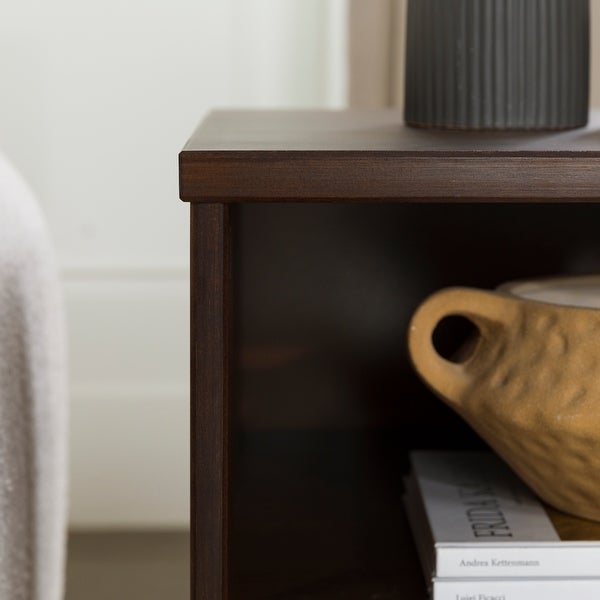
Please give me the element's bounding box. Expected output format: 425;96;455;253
0;0;348;528
591;1;600;107
2;0;598;530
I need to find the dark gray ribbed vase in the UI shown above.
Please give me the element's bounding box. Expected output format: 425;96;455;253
404;0;590;130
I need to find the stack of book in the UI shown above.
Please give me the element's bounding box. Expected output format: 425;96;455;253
404;451;600;600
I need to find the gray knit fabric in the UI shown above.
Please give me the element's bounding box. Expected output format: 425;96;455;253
0;154;67;599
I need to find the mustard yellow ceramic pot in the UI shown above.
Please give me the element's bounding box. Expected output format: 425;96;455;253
408;276;600;522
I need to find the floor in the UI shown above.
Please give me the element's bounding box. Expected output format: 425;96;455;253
65;531;189;600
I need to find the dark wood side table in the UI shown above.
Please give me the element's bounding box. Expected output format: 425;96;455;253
179;110;600;600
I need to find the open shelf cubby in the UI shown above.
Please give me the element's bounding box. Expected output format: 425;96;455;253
179;110;600;599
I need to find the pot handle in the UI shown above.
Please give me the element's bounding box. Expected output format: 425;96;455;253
408;287;514;406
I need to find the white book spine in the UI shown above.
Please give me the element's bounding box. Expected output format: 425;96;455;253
434;578;600;600
436;545;600;578
407;451;600;579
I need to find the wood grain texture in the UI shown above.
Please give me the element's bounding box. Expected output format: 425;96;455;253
181;111;600;599
179;110;600;202
190;204;231;600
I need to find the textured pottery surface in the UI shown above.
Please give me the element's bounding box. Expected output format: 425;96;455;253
408;276;600;522
404;0;590;130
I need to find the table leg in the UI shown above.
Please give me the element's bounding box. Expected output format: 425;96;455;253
190;203;232;600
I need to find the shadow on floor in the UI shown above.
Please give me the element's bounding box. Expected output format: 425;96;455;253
65;531;189;600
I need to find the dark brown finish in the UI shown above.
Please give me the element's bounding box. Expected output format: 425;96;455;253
234;202;600;431
231;431;426;599
180;110;600;202
182;111;600;600
182;110;600;152
190;204;231;600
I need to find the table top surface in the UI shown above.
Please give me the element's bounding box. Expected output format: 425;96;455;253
182;109;600;155
179;109;600;202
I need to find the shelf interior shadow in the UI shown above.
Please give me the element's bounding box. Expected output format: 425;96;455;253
230;202;600;598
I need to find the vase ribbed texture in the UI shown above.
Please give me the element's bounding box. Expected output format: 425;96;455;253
404;0;590;130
